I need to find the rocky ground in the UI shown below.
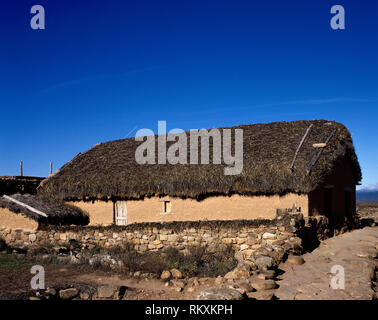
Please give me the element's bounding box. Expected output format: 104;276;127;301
1;205;377;300
357;202;378;227
1;225;376;300
275;226;377;300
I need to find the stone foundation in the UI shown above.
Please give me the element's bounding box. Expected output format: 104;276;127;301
1;212;311;254
0;211;352;273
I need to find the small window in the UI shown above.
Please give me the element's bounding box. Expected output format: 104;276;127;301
161;200;172;214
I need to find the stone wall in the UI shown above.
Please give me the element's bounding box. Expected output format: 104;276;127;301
0;211;348;272
1;212;306;255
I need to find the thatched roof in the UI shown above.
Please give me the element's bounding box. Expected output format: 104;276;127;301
0;194;89;225
38;120;361;201
0;176;44;196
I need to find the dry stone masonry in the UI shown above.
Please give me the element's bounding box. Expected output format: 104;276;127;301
0;211;339;272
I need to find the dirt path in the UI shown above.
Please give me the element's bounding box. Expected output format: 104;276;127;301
275;226;378;300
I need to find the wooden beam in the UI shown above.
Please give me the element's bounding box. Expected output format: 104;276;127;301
307;129;336;174
3;195;48;218
290;124;313;172
313;143;327;148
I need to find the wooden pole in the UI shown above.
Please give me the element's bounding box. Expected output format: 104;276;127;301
290;124;313;172
19;161;23;176
307;129;336;174
49;162;53;175
3;195;48;217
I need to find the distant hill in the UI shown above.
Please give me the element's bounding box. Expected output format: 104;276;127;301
356;190;378;202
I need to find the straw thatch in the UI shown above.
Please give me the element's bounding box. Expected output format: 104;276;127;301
0;176;44;196
0;194;89;225
38;120;361;201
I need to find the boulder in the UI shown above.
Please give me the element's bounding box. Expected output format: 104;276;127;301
262;232;276;240
96;285;123;299
257;270;275;280
247;291;275;300
240;244;249;251
233;281;254;294
224;268;250;280
197;286;244;300
44;288;56;296
170;268;183;279
243;260;257;271
250;279;277;291
286;255;305;265
59;288;79;300
254;256;274;270
161;270;171;280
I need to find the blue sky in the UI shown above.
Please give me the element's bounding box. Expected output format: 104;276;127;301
1;0;377;189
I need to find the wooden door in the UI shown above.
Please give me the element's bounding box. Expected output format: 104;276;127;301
115;201;127;226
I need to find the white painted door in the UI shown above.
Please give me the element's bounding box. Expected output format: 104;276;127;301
115;201;127;226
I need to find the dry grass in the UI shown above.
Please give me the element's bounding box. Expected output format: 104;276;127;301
25;240;237;278
82;242;237;278
39;120;361;201
357;202;378;227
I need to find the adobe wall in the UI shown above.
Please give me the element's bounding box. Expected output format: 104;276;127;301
308;159;358;231
68;193;309;226
67;200;114;226
0;208;38;233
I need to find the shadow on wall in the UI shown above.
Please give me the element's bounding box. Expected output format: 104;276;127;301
299;212;360;253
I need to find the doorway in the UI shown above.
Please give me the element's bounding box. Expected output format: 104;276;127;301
324;187;334;236
115;201;127;226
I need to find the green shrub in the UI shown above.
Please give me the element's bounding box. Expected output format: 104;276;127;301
90;242;237;278
160;245;236;278
0;252;30;270
22;238;237;278
27;241;55;256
